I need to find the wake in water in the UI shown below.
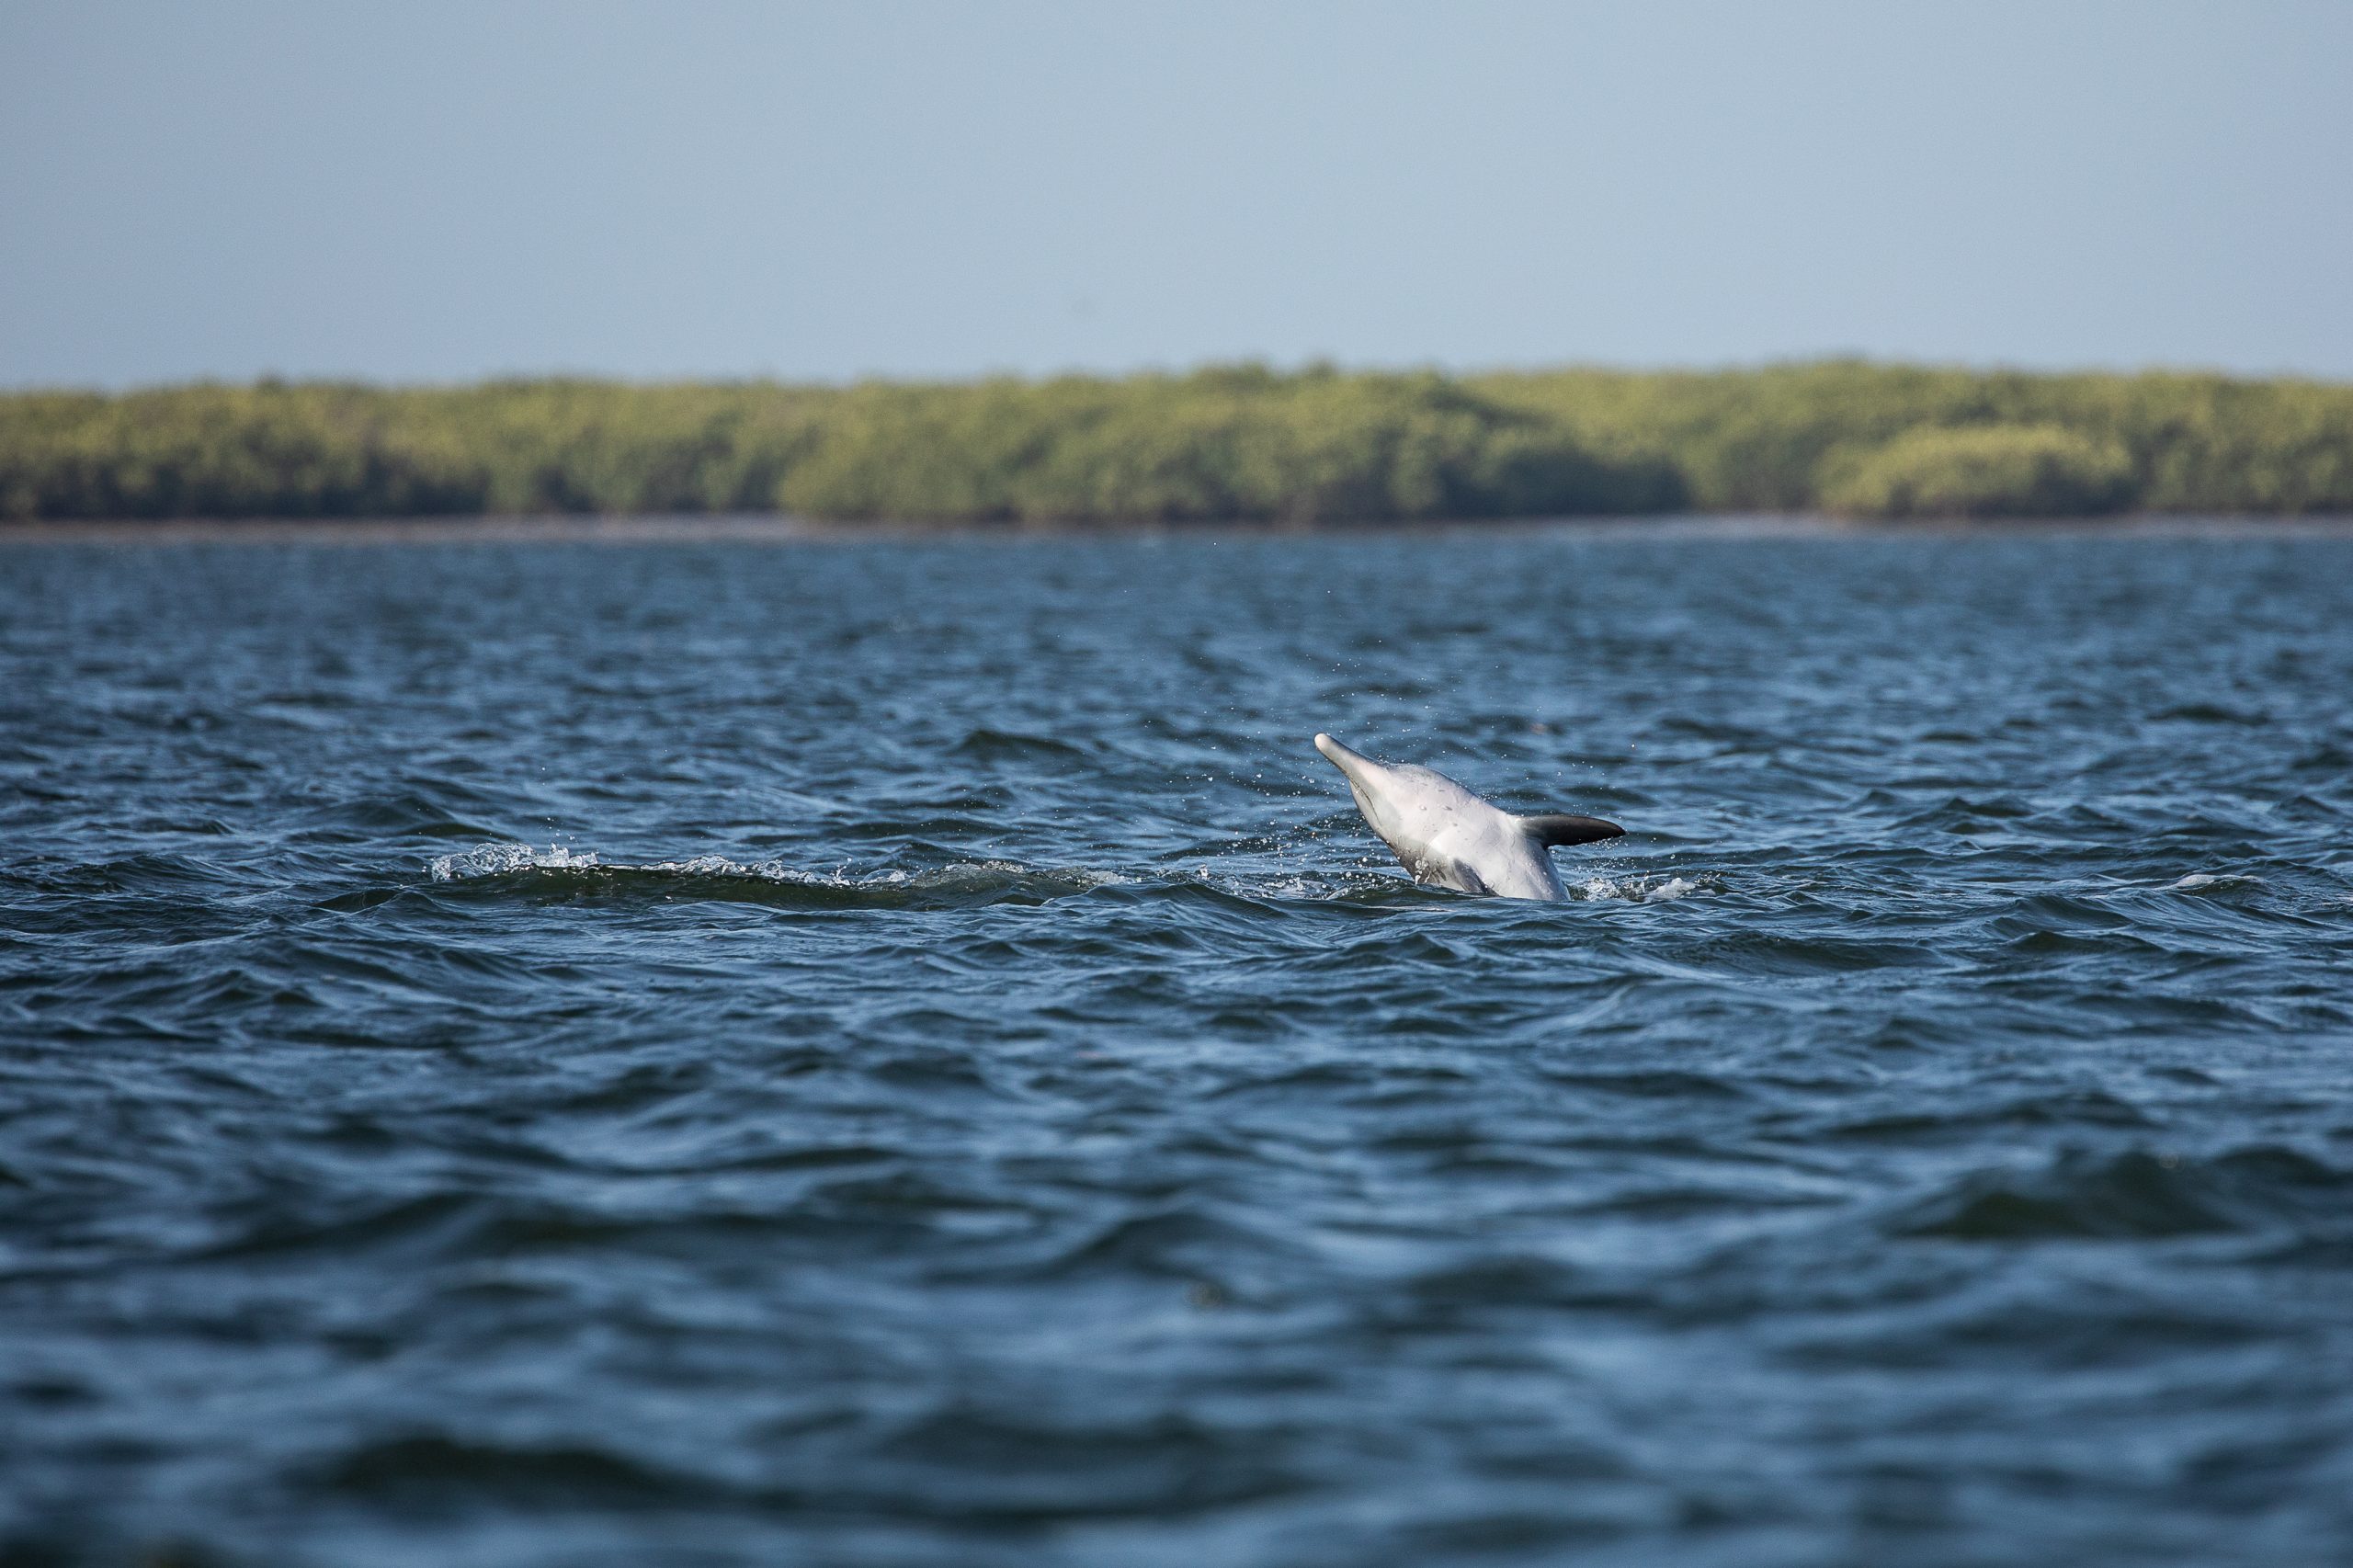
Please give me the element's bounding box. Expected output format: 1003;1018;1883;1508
426;842;1698;911
427;843;1129;910
431;841;1138;892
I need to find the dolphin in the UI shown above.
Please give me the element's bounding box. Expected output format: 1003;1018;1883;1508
1313;733;1624;900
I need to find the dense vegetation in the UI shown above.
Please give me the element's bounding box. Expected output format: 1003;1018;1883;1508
1817;425;2134;519
5;361;2349;523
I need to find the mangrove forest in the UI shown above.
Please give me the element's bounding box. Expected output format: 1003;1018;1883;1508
3;360;2349;524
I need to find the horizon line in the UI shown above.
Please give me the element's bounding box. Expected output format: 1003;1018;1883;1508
9;353;2353;398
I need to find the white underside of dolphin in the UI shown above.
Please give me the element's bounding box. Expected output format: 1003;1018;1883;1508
1313;733;1624;901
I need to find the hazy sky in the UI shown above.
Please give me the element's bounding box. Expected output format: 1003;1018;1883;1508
5;0;2349;387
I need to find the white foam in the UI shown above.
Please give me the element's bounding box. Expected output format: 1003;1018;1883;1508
427;845;1131;894
430;843;601;881
2165;872;2256;892
1572;873;1710;903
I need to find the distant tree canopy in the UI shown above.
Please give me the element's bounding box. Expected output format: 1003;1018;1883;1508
4;361;2349;523
1818;425;2135;519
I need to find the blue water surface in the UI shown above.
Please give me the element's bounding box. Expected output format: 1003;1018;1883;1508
3;522;2351;1566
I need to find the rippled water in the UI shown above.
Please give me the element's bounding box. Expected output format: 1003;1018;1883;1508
5;521;2352;1566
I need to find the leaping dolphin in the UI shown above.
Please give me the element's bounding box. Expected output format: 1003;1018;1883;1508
1313;733;1624;901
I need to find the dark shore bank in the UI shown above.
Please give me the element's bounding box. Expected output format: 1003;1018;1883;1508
5;360;2350;526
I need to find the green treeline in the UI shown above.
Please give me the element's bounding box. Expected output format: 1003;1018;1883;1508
5;360;2350;523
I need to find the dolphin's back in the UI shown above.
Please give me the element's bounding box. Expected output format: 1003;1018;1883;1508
1313;732;1622;901
1356;763;1564;899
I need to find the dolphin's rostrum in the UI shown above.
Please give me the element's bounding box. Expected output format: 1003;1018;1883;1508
1313;733;1623;900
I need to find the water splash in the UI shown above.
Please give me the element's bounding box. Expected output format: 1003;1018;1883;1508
430;843;603;881
1572;872;1710;903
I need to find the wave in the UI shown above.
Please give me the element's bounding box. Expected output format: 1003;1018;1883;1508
422;843;1692;914
428;844;1131;911
314;1431;713;1507
949;727;1088;761
1891;1144;2353;1242
2165;871;2261;894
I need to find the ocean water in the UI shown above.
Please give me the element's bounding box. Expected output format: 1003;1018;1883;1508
3;521;2351;1567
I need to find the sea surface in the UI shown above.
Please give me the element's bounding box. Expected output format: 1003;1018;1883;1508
4;520;2352;1567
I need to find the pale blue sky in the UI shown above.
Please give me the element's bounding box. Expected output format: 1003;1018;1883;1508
4;0;2349;388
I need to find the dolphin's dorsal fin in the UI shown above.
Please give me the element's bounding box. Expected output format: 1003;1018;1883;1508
1521;813;1625;848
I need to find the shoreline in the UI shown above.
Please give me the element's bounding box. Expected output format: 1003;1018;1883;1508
6;512;2353;547
10;366;2351;526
